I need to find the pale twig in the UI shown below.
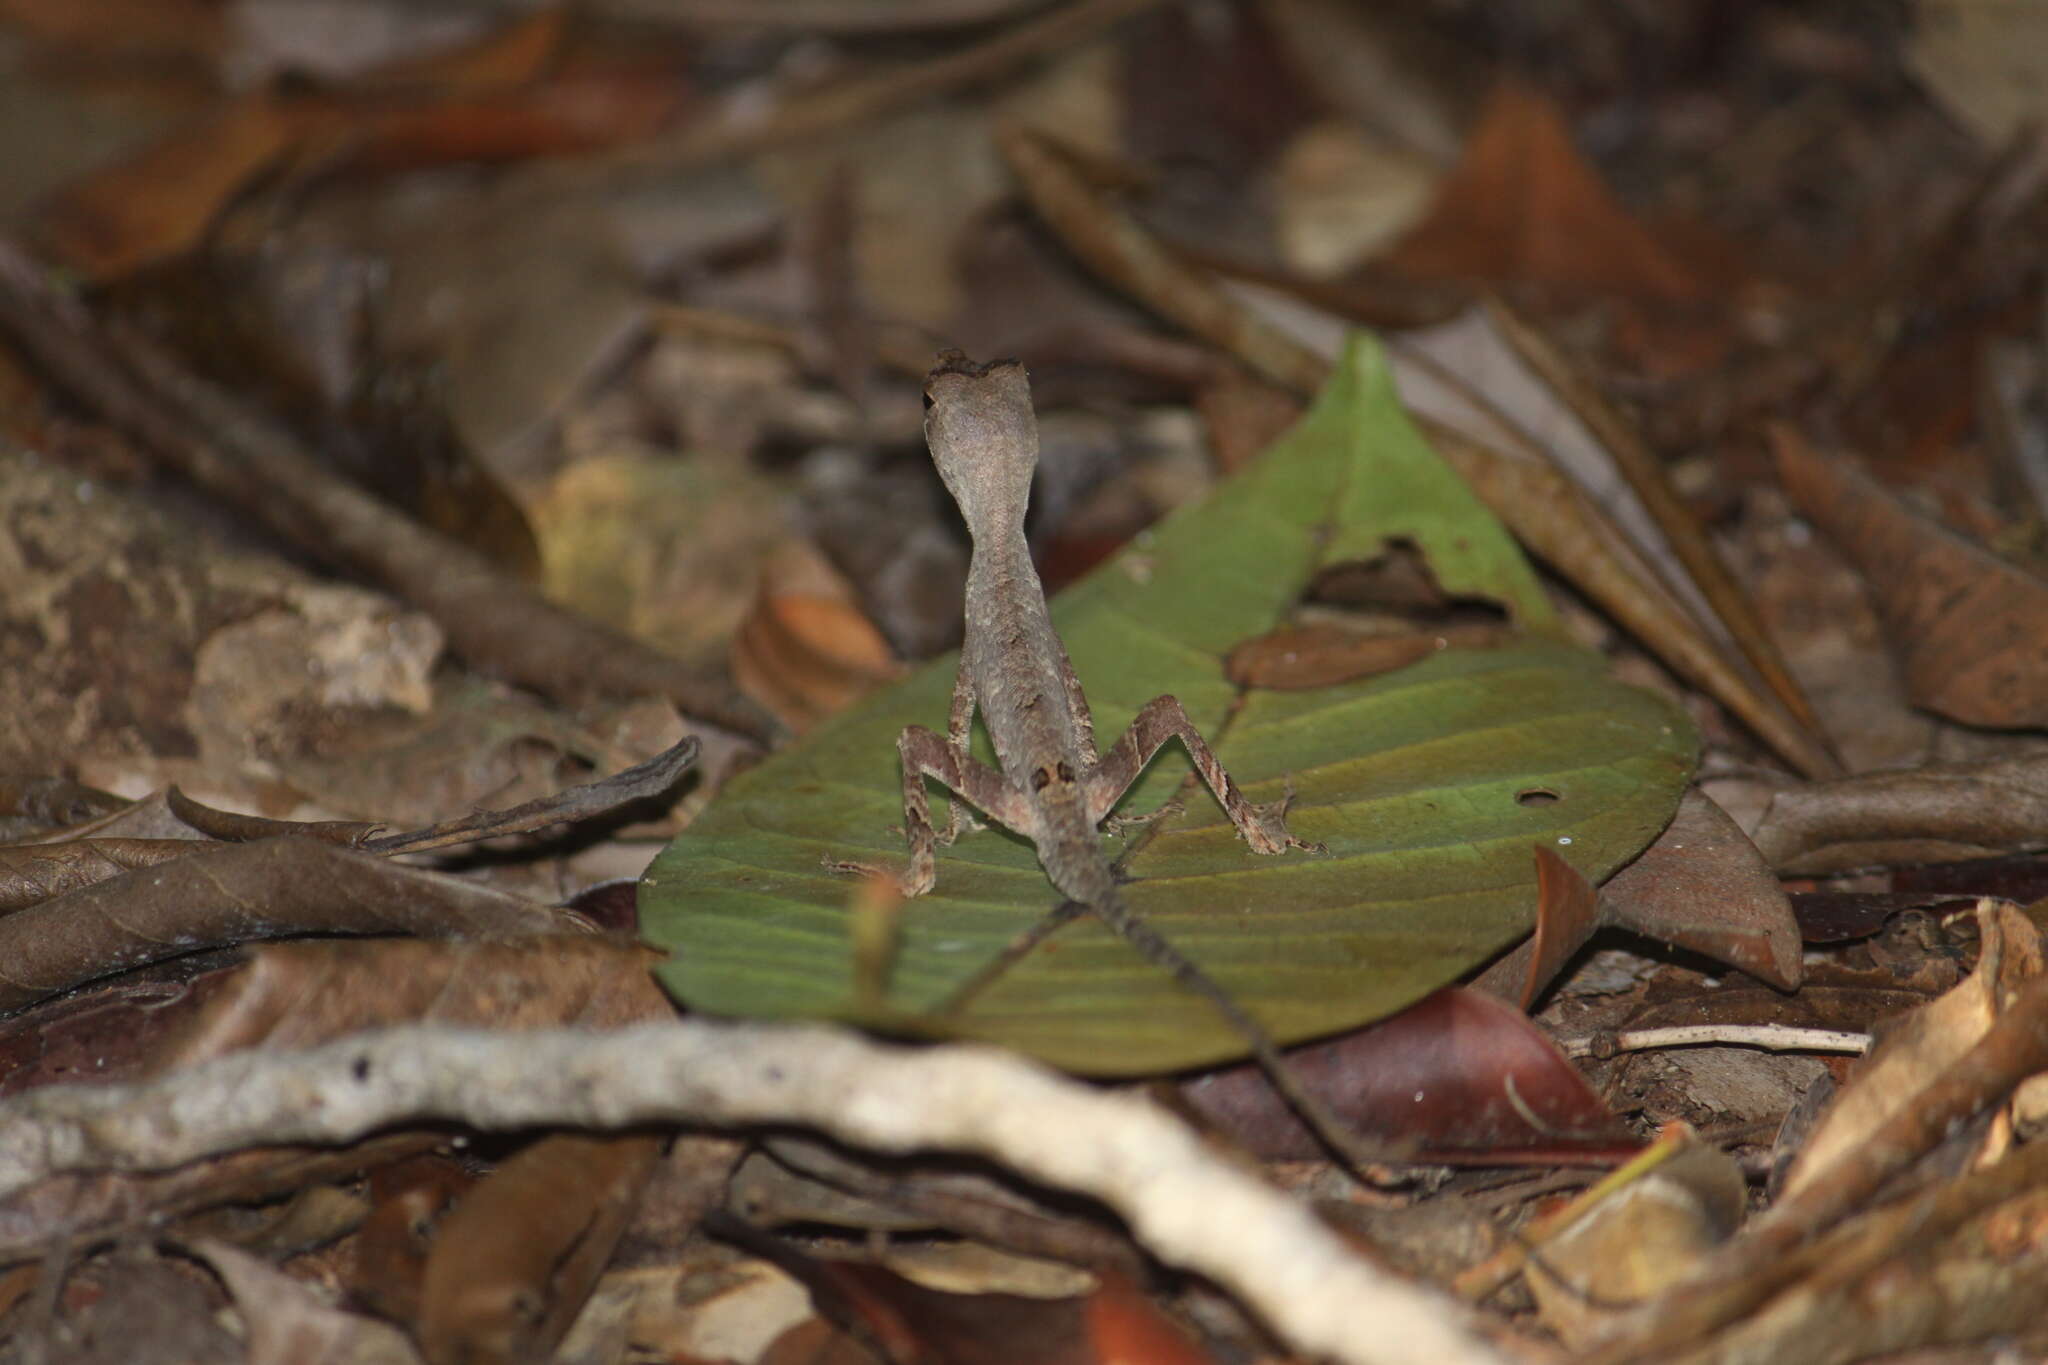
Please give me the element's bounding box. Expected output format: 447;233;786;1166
0;1021;1503;1365
1559;1024;1870;1060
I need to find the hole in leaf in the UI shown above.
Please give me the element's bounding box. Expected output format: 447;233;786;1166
1516;787;1561;806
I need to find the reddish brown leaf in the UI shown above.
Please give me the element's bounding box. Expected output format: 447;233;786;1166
25;10;688;283
0;966;237;1099
343;63;690;173
1469;843;1604;1006
733;587;903;735
1383;81;1721;306
1602;788;1802;990
1523;843;1604;1008
418;1133;666;1365
1224;621;1511;690
1773;425;2048;728
1179;988;1636;1164
349;1154;476;1330
734;1236;1220;1365
30;92;323;281
1085;1273;1221;1365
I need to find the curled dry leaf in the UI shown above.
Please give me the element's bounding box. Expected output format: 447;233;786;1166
1782;901;2043;1198
166;787;381;846
366;735;700;856
0;837;568;1013
1467;843;1602;1007
1753;753;2048;875
1474;791;1799;1005
1773;425;2048;728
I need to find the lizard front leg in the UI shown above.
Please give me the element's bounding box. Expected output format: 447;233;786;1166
1087;696;1320;854
878;724;1039;897
936;664;982;847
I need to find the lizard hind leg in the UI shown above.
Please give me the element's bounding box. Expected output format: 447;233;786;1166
1088;697;1321;855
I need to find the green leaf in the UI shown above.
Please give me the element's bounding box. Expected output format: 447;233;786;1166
642;335;1695;1075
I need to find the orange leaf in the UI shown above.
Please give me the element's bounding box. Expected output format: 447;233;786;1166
1386;81;1715;306
30;92;328;281
734;589;902;734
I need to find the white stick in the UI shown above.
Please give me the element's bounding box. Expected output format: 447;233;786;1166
0;1020;1501;1365
1560;1023;1870;1059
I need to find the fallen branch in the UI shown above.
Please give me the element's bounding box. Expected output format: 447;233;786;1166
0;1021;1501;1365
0;240;773;745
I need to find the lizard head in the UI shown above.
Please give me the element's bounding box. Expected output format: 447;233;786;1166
924;351;1038;536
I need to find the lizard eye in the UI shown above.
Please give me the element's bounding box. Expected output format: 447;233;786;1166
1031;766;1053;791
922;390;936;411
1056;761;1075;783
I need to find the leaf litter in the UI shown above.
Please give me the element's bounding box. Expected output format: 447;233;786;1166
1;4;2048;1363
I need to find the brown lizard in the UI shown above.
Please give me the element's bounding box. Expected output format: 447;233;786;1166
849;349;1391;1172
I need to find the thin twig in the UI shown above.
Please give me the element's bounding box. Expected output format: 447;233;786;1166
1558;1024;1870;1060
1584;967;2048;1363
0;1021;1505;1365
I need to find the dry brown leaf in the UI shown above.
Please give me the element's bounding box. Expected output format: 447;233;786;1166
418;1134;666;1365
191;1238;421;1365
733;589;903;734
1783;901;2044;1197
0;838;210;912
30;91;323;282
154;936;670;1069
1224;620;1511;690
1602;787;1802;990
1753;753;2048;875
1473;792;1800;1001
1381;81;1720;306
1773;425;2048;728
1526;1140;1746;1348
0;839;567;1014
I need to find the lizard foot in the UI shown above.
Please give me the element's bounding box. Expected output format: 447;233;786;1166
1242;779;1326;856
1102;797;1186;838
820;855;933;898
